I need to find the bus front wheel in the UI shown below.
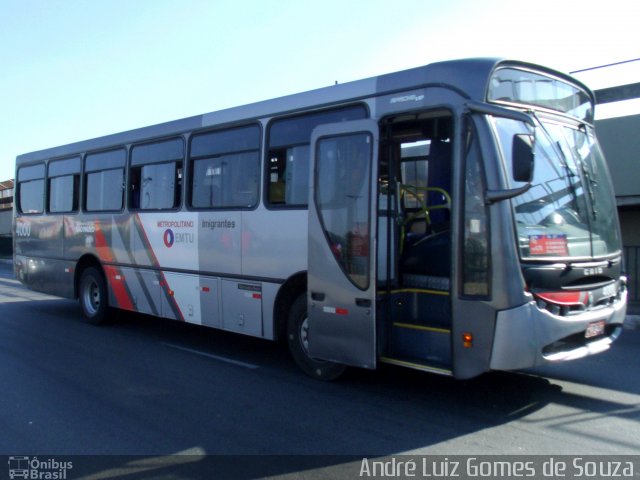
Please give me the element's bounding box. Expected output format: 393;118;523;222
287;294;346;381
79;267;109;325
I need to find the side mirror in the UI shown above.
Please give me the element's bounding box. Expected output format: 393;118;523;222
486;133;534;204
512;134;534;183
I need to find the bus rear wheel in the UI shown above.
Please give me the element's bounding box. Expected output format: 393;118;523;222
79;266;109;325
287;294;346;381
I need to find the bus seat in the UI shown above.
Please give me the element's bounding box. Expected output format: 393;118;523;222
401;229;450;279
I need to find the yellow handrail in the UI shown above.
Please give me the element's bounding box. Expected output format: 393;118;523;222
399;184;451;253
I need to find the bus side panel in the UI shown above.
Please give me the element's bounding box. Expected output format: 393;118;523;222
63;215;96;261
221;279;263;337
241;209;307;279
199;212;242;276
241;209;306;341
14;254;75;299
63;214;130;265
158;272;280;338
132;212;196;270
15;215;63;259
451;300;495;379
161;271;205;323
132;212;242;276
197;276;222;328
116;266;160;315
14;215;71;297
260;282;279;340
157;272;225;329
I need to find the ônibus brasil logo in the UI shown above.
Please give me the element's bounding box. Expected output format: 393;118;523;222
163;229;175;248
8;456;73;479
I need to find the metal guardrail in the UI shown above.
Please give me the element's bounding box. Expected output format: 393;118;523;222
624;246;640;302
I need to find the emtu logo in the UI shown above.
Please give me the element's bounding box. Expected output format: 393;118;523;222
163;229;175;248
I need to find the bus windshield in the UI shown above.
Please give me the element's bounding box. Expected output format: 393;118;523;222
488;67;594;123
492;116;621;260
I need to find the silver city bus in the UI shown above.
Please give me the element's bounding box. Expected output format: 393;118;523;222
14;58;627;380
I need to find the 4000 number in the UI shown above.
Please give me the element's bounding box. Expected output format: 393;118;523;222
16;222;31;237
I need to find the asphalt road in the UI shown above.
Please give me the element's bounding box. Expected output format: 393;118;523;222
0;262;638;466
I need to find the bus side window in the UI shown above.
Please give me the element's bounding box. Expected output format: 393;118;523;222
130;137;184;211
189;124;260;210
266;105;368;208
267;146;309;205
462;122;490;297
175;167;182;208
268;150;287;204
130;167;141;209
84;149;126;212
85;168;125;212
49;174;79;213
47;156;81;214
17;168;45;215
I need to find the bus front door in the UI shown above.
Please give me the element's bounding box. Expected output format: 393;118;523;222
307;120;379;369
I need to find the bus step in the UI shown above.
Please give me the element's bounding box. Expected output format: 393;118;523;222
387;290;451;328
380;356;453;376
390;322;451;366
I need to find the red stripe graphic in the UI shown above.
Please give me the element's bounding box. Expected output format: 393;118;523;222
104;265;135;311
94;221;114;263
135;214;185;321
94;221;134;311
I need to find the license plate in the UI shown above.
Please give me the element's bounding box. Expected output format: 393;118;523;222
585;320;605;339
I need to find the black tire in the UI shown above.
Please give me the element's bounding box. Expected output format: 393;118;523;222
287;294;346;381
78;266;109;325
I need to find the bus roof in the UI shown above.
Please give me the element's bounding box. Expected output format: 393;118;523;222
16;58;585;165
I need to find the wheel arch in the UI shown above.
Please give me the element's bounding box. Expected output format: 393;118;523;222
74;254;105;300
273;271;307;341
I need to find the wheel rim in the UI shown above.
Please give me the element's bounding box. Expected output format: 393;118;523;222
299;315;310;353
82;278;100;316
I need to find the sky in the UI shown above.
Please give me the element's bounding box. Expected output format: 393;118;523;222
1;0;639;181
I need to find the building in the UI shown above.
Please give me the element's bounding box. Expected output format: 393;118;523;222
589;71;640;302
0;179;13;256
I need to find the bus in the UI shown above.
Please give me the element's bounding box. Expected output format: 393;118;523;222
14;58;627;380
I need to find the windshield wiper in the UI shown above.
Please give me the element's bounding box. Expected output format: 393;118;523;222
553;139;582;210
579;157;597;218
575;125;598;219
527;111;580;209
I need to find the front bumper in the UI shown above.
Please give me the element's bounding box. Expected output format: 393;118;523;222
490;291;627;371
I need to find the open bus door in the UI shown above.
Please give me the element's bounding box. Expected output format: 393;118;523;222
307;120;379;369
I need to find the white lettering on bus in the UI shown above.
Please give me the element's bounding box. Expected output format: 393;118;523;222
157;220;194;228
16;222;31;237
201;219;236;230
390;94;425;104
